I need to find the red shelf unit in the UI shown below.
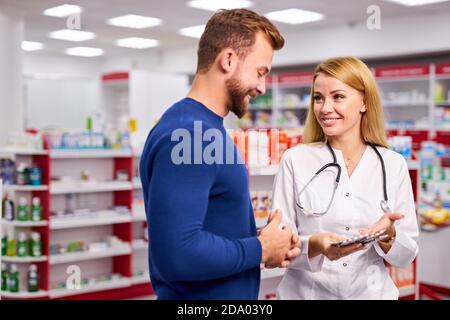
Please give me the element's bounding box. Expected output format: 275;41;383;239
1;145;153;300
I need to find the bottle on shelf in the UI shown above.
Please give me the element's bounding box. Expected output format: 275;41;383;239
6;230;16;257
27;264;39;292
16;232;29;257
29;166;42;186
1;233;7;256
30;232;42;257
2;193;15;221
31;197;43;222
0;158;16;185
16;163;29;186
420;141;438;181
8;264;19;293
17;197;30;221
1;262;8;291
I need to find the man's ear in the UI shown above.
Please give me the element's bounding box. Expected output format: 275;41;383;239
218;48;238;74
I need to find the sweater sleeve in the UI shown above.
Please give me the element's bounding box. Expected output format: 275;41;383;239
145;134;262;282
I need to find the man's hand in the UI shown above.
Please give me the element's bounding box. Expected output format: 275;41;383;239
285;232;301;267
266;210;301;267
258;210;300;268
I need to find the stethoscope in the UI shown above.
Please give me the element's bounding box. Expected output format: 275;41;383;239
296;142;391;217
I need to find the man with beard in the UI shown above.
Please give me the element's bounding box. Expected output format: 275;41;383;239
140;9;300;300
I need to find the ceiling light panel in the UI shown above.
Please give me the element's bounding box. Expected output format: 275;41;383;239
107;14;162;29
187;0;253;11
116;37;159;49
265;8;324;25
383;0;449;6
48;29;95;42
65;47;104;57
43;4;82;17
22;41;44;51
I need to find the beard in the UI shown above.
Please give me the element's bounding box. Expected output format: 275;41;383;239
225;75;254;119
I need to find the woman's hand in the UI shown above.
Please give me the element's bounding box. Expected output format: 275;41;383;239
360;213;404;253
308;233;363;261
360;212;404;238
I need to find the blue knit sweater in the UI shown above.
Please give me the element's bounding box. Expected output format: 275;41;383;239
139;98;262;300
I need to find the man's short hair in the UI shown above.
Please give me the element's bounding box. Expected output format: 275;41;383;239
196;9;284;73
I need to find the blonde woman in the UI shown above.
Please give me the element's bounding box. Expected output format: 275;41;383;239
272;57;419;299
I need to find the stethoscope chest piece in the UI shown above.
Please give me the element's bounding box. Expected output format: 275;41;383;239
380;200;391;214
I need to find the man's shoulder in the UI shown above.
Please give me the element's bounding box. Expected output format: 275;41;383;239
157;98;216;130
144;98;225;158
158;98;190;124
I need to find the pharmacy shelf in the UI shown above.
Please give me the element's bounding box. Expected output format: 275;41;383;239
407;160;420;170
49;245;131;265
261;268;285;280
3;185;48;192
1;290;48;299
0;148;48;156
2;219;48;227
133;178;142;189
278;83;311;89
2;256;48;263
399;284;416;298
49;277;132;299
131;274;151;285
248;165;279;176
50;181;132;195
383;102;429;108
50;211;132;230
248;106;273;111
131;239;148;250
1;134;152;300
50;149;132;159
386;125;430;131
133;214;147;222
132;206;147;222
278;104;309;110
376;77;429;83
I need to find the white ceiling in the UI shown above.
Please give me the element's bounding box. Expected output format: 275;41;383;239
1;0;450;58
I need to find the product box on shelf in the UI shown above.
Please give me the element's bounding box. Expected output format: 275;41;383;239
251;191;272;229
230;129;302;169
44;127;131;151
386;263;416;295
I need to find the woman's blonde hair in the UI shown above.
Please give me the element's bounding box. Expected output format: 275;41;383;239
303;56;388;148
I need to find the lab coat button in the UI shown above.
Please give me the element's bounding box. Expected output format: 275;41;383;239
345;192;350;197
345;227;350;231
343;263;348;267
